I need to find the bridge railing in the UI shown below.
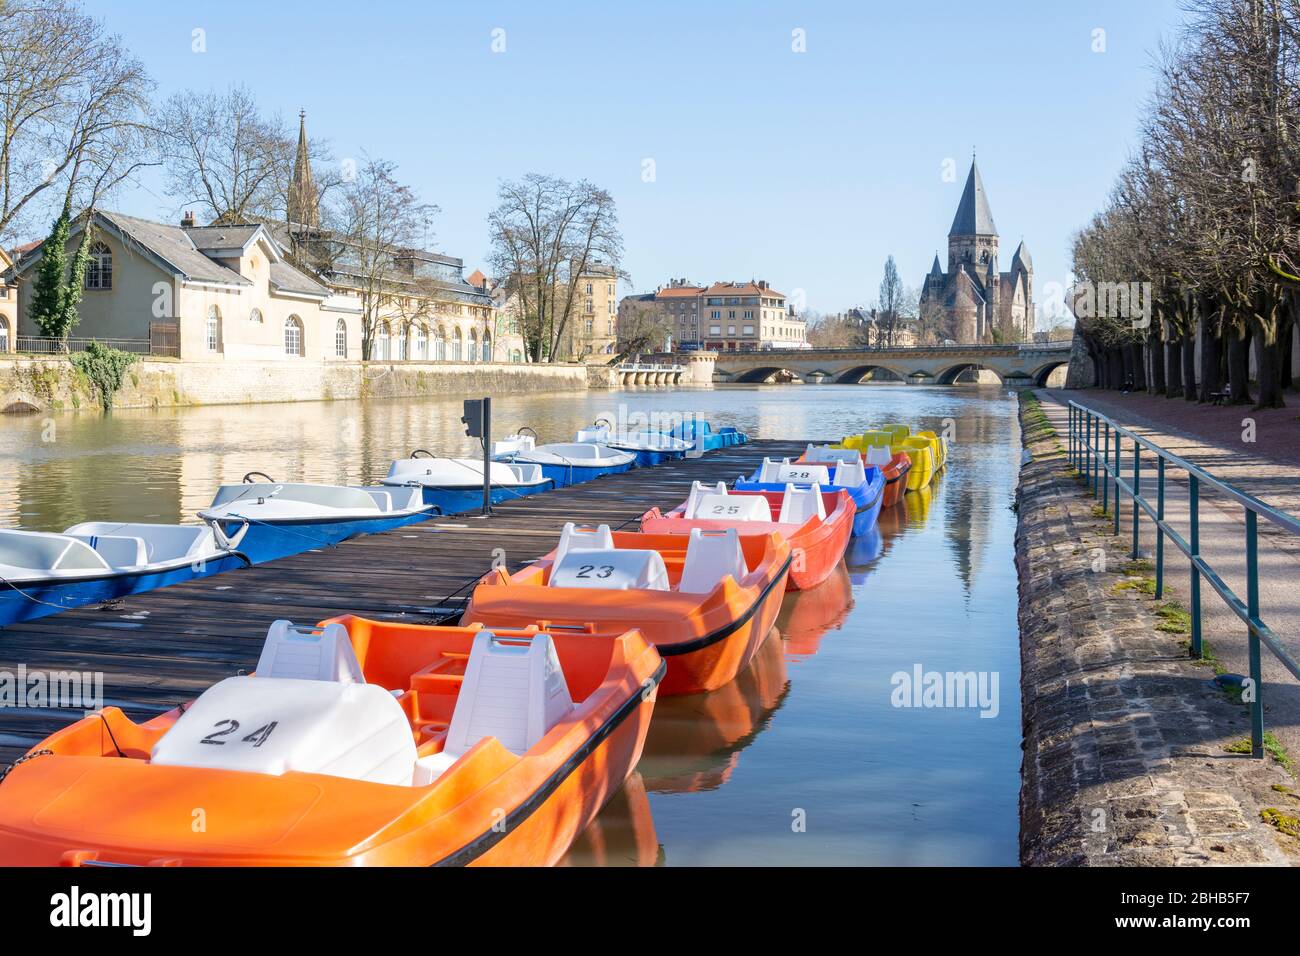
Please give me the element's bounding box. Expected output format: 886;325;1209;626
1068;399;1300;759
713;342;1069;356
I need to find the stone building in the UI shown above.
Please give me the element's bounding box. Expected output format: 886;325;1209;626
919;159;1033;344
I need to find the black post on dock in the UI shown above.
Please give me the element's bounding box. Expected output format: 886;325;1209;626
461;396;493;517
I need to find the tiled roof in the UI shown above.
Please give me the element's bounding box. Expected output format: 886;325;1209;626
702;281;786;298
97;211;249;286
269;260;329;298
949;160;997;237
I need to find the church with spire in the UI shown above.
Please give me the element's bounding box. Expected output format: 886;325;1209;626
919;158;1033;343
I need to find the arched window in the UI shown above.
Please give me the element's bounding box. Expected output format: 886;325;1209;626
468;329;478;363
335;318;347;358
482;332;491;362
413;324;427;360
451;327;462;361
393;324;406;361
0;316;9;353
376;323;390;361
511;349;521;364
284;315;303;356
84;242;112;290
206;305;222;352
249;308;263;324
434;326;446;361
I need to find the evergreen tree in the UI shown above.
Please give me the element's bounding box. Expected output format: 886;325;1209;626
29;213;70;340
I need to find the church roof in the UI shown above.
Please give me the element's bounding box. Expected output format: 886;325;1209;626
1011;239;1032;271
929;253;943;276
949;160;997;238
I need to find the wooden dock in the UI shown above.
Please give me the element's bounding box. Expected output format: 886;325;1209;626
0;439;805;763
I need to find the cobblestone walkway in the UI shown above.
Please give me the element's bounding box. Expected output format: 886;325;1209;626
1017;396;1299;865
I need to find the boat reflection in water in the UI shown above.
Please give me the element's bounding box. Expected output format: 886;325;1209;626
777;564;854;658
636;626;789;794
843;526;884;585
556;772;661;867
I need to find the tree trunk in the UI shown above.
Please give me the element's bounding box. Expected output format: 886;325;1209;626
1226;321;1252;405
1196;297;1222;402
1165;334;1182;397
1253;330;1287;409
1181;325;1197;400
1129;342;1146;391
1149;322;1166;395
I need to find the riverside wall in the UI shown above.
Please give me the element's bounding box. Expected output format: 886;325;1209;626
0;357;593;414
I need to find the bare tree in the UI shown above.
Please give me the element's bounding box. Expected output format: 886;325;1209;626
157;85;291;225
328;157;437;360
487;174;624;362
0;0;154;240
877;256;906;347
614;298;671;359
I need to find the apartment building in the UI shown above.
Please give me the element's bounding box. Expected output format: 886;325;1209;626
620;278;806;352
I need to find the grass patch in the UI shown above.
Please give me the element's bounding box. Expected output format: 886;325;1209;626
1019;394;1057;446
1120;558;1154;574
1261;807;1300;839
1091;505;1110;519
1114;576;1157;595
1224;733;1295;775
1156;601;1191;634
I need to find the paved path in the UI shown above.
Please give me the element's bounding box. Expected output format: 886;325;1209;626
1037;390;1300;768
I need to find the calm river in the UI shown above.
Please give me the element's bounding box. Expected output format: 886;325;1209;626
0;384;1023;865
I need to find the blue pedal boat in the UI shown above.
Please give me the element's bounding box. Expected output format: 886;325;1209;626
734;457;884;536
492;432;635;489
381;450;554;514
717;426;749;446
663;420;726;452
0;523;248;626
199;475;439;564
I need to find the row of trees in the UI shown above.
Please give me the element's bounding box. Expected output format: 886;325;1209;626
3;0;626;363
1070;0;1299;408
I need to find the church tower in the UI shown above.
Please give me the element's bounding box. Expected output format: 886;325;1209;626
947;159;998;279
287;111;320;230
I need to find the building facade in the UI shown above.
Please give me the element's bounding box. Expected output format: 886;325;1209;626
919;159;1033;344
558;261;618;360
619;277;806;352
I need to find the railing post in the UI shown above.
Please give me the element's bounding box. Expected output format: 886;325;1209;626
1113;428;1122;536
1102;421;1110;513
1189;474;1203;658
1154;457;1166;599
1246;509;1263;759
1130;440;1140;558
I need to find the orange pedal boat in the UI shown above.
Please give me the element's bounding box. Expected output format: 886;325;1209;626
463;522;792;696
801;444;912;508
0;616;663;866
639;481;852;591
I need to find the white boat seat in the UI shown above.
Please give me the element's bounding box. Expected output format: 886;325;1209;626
412;631;573;785
862;444;893;467
150;675;417;786
0;530;110;573
689;493;771;522
778;483;826;524
553;522;614;566
492;434;536;457
758;457;830;484
804;444;860;463
683;481;727;518
67;533;149;569
63;522;214;563
550;547;670;591
210;482;380;514
832;458;867;488
255;620;365;683
575;426;609;444
678;527;748;594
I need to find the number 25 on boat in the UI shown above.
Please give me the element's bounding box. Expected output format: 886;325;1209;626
462;522;793;696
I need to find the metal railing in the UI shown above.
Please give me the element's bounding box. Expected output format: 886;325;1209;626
1068;400;1300;758
16;334;154;355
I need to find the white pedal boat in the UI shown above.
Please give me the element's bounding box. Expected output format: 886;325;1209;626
0;523;245;626
198;473;438;564
491;430;634;488
574;422;692;466
382;450;553;513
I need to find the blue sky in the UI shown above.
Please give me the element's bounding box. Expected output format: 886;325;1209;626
82;0;1188;323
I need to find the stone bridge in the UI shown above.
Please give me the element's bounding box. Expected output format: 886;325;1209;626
712;343;1074;387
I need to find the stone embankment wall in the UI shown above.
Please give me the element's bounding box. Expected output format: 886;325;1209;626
1015;394;1298;865
0;357;591;414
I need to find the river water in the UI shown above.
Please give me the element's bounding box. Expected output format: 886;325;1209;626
0;384;1023;865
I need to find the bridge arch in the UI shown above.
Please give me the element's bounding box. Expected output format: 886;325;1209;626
935;363;1004;386
1030;360;1070;387
834;364;907;384
733;365;797;384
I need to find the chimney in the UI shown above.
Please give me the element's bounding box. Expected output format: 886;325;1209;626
181;211;196;228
